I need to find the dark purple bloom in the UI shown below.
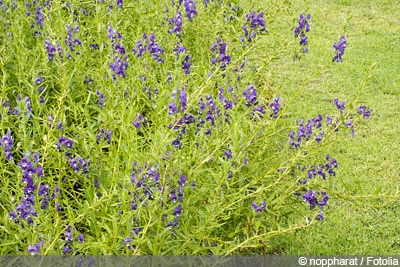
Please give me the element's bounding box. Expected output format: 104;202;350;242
35;75;43;85
57;136;74;151
180;90;187;112
178;175;186;186
65;225;73;242
45;39;57;61
318;192;329;208
96;90;106;107
169;102;178;115
225;149;233;159
243;84;258;106
110;55;129;79
357;105;371;119
114;43;126;55
303;190;317;209
168;10;183;36
270;97;282;118
251;201;266;213
173;204;183;216
28;242;42;255
147;33;165;63
333;98;345;112
116;0;122;8
332;35;347;62
62;246;72;255
182;55;192;75
316;212;324;221
35;6;45;28
78;234;84;243
183;0;197;21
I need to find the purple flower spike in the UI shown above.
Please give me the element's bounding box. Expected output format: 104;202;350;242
332;35;347;63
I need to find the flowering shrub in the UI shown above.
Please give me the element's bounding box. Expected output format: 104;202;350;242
0;0;372;255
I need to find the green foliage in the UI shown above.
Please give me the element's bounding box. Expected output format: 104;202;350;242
0;0;398;256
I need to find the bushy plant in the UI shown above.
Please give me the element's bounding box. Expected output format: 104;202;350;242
0;0;371;255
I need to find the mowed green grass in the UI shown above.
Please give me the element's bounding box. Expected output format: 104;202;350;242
263;0;400;254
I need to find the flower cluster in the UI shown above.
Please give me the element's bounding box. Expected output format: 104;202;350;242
182;0;197;21
96;89;106;107
132;113;148;129
298;154;338;184
357;105;372;119
9;152;44;225
332;35;347;63
289;114;324;149
69;155;89;176
251;201;266;213
182;55;192;75
168;10;183;36
45;39;62;61
210;39;231;69
132;33;165;63
97;128;112;143
270;97;282;118
65;24;82;59
57;136;74;152
35;5;45;29
110;55;129;79
302;190;329;221
333;98;346;113
63;225;84;254
27;240;44;255
294;13;311;53
1;130;13;161
108;26;128;79
241;11;268;43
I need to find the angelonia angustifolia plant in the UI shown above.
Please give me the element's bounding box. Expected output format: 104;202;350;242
0;0;371;255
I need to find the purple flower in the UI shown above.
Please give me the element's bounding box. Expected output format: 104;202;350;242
168;102;178;115
57;136;74;151
45;40;57;61
35;6;45;28
333;35;347;62
96;90;106;107
168;10;183;36
357;105;371;119
116;0;123;8
147;33;165;63
333;98;345;112
180;90;187;112
173;204;183;216
243;84;258;106
182;55;192;75
225;149;233;159
302;190;317;209
65;225;73;242
124;237;132;245
78;233;84;243
316;212;324;221
270;97;281;118
183;0;197;21
35;75;43;85
62;246;72;255
110;55;129;79
28;242;42;255
251;201;266;213
318;192;329;208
